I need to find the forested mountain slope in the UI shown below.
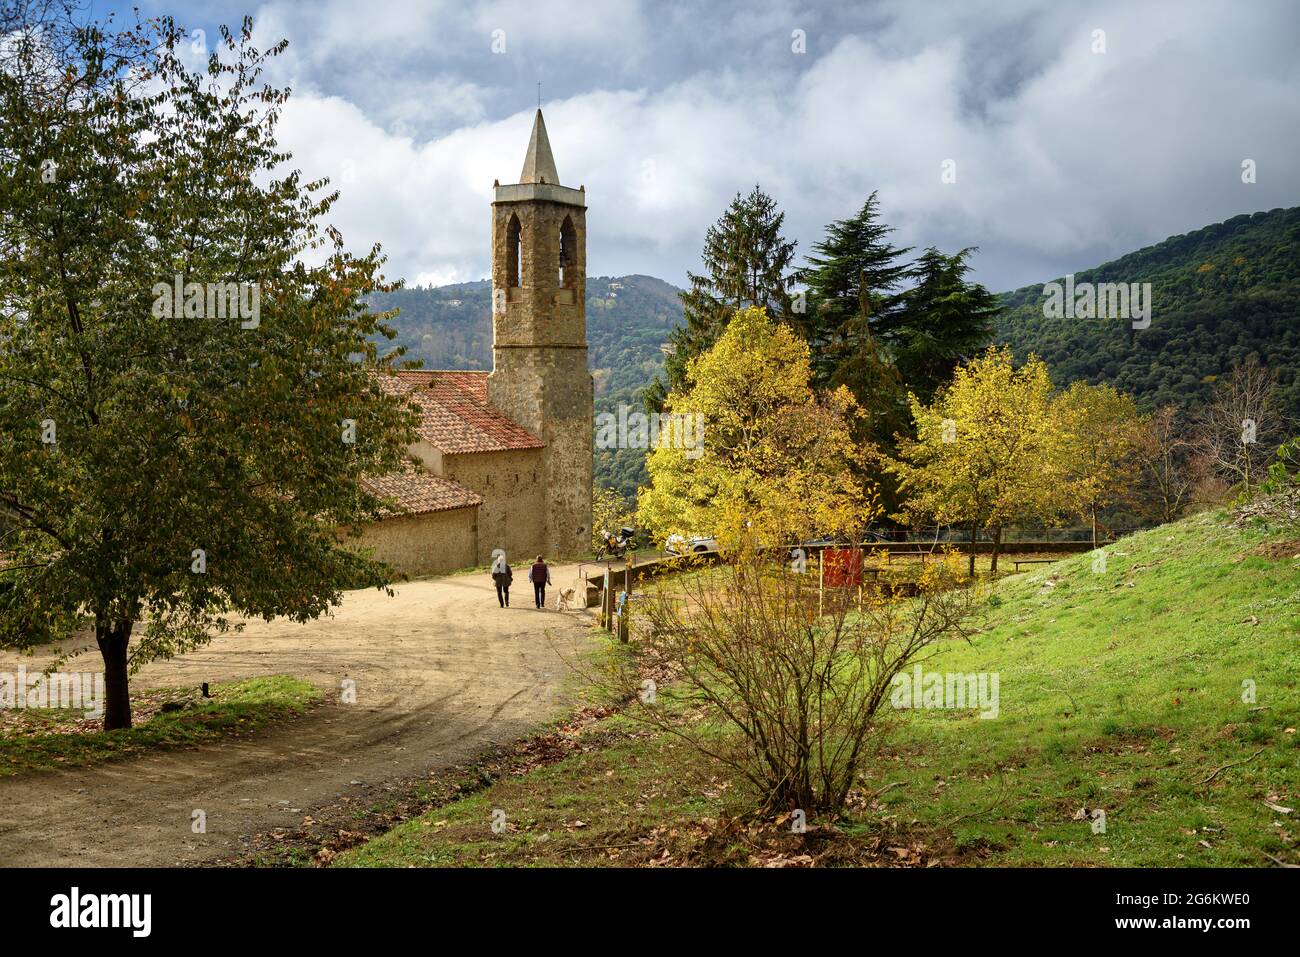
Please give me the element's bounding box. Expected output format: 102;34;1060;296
377;207;1300;502
996;206;1300;420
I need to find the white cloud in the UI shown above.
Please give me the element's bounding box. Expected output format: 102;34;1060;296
245;0;1300;291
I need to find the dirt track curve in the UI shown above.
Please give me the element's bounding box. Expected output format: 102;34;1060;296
0;563;596;867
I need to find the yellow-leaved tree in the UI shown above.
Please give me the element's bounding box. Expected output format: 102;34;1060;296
637;307;876;549
889;346;1060;574
1052;381;1142;548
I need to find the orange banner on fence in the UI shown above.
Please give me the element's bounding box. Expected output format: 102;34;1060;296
822;548;863;587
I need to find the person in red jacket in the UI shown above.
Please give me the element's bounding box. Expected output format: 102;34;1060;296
528;555;551;609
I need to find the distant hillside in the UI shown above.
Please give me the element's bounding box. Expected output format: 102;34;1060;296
373;281;494;370
996;206;1300;420
372;274;684;499
377;207;1300;506
586;276;685;498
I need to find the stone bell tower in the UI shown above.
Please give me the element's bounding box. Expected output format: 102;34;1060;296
487;109;592;558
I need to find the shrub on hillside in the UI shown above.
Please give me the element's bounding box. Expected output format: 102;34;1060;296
611;544;977;816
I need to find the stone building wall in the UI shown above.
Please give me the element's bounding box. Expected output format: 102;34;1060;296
440;447;547;564
352;507;478;578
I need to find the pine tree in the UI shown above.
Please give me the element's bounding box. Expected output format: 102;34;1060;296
646;186;796;411
883;247;999;403
794;192;911;388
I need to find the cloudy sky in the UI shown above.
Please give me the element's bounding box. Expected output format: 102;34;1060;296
92;0;1300;292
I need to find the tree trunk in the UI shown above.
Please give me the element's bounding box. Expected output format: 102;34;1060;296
1091;507;1098;550
968;522;978;578
990;526;1002;574
96;617;134;730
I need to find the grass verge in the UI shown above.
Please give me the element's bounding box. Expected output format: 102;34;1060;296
0;675;321;776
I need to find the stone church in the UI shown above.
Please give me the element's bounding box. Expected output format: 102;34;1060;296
353;110;593;577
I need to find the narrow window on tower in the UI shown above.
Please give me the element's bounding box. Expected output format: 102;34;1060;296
506;213;522;288
559;215;577;289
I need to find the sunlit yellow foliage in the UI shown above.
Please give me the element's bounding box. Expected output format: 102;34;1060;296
1051;380;1142;544
637;307;878;549
889;346;1060;568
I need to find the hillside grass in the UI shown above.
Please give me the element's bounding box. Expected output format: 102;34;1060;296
336;510;1299;867
871;510;1299;866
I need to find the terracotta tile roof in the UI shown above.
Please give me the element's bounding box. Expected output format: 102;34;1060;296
398;369;490;402
361;464;483;517
383;370;543;454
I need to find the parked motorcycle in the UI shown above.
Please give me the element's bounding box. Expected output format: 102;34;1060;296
597;526;637;560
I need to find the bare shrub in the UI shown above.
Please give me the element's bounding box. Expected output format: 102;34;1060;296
610;547;978;816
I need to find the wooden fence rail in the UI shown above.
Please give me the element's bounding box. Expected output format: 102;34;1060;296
580;534;1125;639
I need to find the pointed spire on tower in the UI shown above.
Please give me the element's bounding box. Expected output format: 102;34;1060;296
519;109;560;186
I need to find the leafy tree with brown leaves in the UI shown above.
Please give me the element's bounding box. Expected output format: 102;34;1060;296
1133;406;1199;524
1191;355;1287;497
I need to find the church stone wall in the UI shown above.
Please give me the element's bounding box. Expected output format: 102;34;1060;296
440;447;547;564
352;507;478;579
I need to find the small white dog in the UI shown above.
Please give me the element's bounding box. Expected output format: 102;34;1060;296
554;586;578;611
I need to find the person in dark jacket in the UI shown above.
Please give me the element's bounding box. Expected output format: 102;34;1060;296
529;555;551;609
491;553;512;607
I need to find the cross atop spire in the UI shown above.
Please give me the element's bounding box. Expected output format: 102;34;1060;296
519;109;560;186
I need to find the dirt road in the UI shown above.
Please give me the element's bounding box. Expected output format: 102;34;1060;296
0;564;597;867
